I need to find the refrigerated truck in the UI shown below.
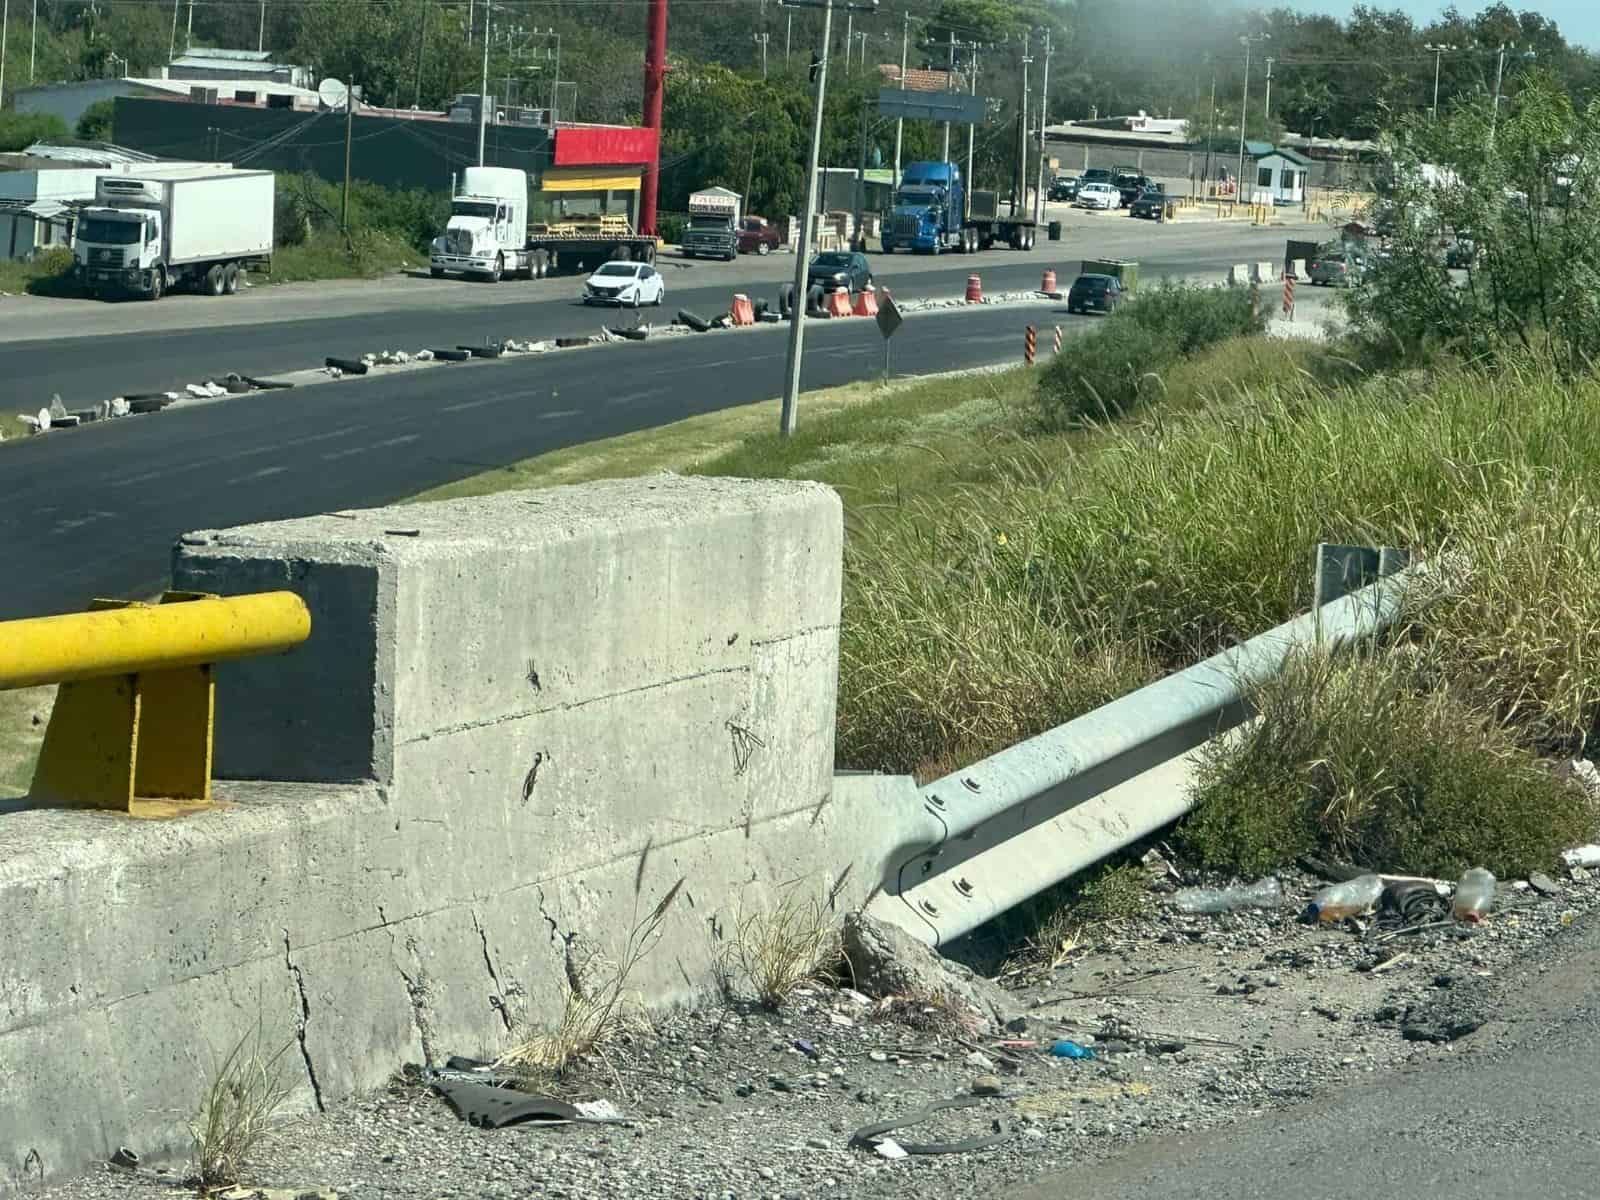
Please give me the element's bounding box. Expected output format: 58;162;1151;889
73;169;274;301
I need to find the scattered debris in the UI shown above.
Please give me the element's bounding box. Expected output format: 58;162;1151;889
848;1096;1010;1157
1450;867;1496;923
324;356;369;376
1561;844;1600;868
108;1148;138;1169
1529;872;1561;896
1399;999;1487;1043
1049;1040;1096;1060
1299;873;1385;923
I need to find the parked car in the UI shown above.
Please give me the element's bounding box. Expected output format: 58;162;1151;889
1129;187;1168;219
1066;273;1125;314
806;250;872;294
1048;175;1079;202
1080;168;1114;186
737;216;782;256
1074;182;1120;211
1307;251;1365;287
583;260;665;306
1114;173;1150;206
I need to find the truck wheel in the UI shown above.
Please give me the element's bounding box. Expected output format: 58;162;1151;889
223;263;240;294
757;242;771;256
205;263;225;296
146;268;165;302
430;266;445;279
778;282;795;318
487;254;503;283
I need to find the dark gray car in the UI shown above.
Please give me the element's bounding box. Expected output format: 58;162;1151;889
807;250;872;294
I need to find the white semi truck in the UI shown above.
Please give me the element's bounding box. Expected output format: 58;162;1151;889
430;165;657;281
73;168;274;301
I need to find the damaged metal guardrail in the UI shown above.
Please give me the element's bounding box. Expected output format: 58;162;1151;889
865;545;1417;947
0;590;310;814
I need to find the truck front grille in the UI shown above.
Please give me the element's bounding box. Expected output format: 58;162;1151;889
893;214;922;238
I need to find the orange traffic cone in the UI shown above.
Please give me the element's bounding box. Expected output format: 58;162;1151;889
1040;269;1057;294
965;274;983;303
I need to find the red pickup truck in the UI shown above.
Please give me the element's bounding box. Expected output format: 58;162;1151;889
736;216;782;255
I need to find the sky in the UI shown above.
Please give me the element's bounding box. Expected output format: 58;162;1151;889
1292;1;1599;49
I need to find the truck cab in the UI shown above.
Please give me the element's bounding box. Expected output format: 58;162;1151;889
883;162;964;254
75;204;163;295
430;166;529;281
682;187;741;260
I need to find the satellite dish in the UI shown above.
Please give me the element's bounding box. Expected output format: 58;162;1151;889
318;77;350;110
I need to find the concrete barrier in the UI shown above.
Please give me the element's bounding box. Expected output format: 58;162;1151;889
1;476;911;1190
1289;258;1307;279
1227;264;1249;287
1251;260;1277;284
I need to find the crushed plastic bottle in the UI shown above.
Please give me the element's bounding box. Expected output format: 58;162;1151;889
1451;867;1496;923
1173;877;1284;914
1561;844;1600;868
1300;874;1385;923
1049;1040;1096;1060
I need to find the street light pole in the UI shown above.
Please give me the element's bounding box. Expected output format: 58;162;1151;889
1424;43;1454;120
1262;56;1273;127
1034;26;1051;226
1235;33;1268;199
780;0;835;439
477;1;492;165
893;10;908;184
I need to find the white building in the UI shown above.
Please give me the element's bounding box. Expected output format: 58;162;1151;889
1251;146;1314;206
0;146;224;261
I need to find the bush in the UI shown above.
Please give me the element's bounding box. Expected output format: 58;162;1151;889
1180;648;1596;879
272;173;448;255
658;213;688;245
0;112;68;152
1037;283;1266;428
76;99;115;142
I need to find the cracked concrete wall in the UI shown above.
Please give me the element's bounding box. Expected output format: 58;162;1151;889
1;476;915;1194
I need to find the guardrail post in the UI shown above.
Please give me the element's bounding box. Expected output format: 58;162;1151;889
2;590;311;814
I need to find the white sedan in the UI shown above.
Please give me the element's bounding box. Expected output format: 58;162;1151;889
1074;183;1119;210
583;261;665;307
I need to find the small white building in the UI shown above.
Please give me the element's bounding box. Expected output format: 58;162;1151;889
1251;145;1314;206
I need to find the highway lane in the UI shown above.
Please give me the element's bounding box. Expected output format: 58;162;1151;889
0;215;1317;406
0;299;1075;620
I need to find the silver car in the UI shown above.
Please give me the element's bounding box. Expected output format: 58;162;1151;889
1308;251;1366;287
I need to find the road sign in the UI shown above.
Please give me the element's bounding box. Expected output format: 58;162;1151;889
875;291;902;340
876;88;988;126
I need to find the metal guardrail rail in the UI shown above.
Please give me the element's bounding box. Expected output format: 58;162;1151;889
865;545;1416;947
0;590;310;814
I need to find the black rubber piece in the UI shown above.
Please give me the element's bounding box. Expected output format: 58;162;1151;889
752;297;769;318
127;396;174;414
431;1079;581;1129
778;283;796;318
459;344;503;358
848;1096;1011;1155
608;326;649;341
430;348;472;361
325;356;369;375
806;283;824;314
677;308;711;332
555;336;590;348
223;379;253;394
243;375;294;390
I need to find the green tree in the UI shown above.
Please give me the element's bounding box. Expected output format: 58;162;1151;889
76;99;116;142
1347;71;1600;369
0;113;68;152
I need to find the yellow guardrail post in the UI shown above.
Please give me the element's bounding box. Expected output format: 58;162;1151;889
0;590;310;815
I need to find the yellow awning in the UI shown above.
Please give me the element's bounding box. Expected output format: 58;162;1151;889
540;167;642;193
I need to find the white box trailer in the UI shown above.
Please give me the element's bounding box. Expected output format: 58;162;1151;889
74;168;274;301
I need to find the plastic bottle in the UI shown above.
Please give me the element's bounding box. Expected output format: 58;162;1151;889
1303;874;1385;923
1451;867;1496;923
1173;877;1284;914
1561;844;1600;868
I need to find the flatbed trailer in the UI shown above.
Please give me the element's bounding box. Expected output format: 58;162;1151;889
526;215;658;274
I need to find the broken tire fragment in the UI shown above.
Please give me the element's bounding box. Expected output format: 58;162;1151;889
555;336;589;348
243;375;294;390
778;283;796;319
458;344;504;359
430;348;472;361
607;326;649;341
677;308;712;332
325;356;369;375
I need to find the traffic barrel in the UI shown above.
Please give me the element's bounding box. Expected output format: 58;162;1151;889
1024;324;1037;366
965;274;983;303
1040;268;1057;294
825;288;852;318
730;293;756;326
852;285;879;317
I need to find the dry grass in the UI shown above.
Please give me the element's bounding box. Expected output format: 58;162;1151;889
497;879;683;1077
189;1017;294;1187
724;887;843;1011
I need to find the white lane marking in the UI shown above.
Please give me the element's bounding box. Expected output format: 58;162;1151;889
321;433;421;461
105;425;366;487
225;465;288;485
440;395;504;413
538;408;580;420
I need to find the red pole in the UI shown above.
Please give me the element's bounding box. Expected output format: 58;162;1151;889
640;0;668;237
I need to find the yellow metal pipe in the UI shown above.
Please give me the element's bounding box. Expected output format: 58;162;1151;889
0;592;311;689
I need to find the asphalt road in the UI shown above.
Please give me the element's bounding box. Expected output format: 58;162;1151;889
0;298;1073;620
1009;913;1600;1200
0;213;1318;407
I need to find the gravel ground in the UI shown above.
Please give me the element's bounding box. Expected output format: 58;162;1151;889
34;856;1600;1200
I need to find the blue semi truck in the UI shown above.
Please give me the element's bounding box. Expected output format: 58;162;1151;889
880;161;1038;255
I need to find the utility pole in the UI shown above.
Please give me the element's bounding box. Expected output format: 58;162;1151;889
781;0;835;439
1235;33;1268;197
1034;26;1051;225
415;0;429;106
965;46;978;217
1203;58;1216;192
1;0;8;106
341;88;355;231
1424;43;1454;121
853;30;866;72
477;1;492;165
1263;56;1273;127
854;94;868;250
785;11;792;62
754;31;769;78
941;31;958;161
168;0;179;64
467;0;474;46
1016;30;1031;217
29;0;37;84
893;10;908;183
258;0;266;53
844;10;852;73
185;0;193;52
